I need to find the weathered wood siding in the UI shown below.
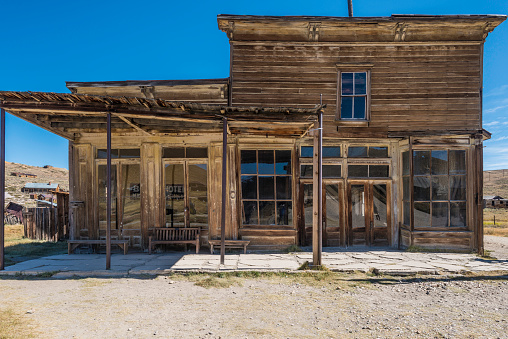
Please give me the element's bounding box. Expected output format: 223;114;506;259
231;43;482;136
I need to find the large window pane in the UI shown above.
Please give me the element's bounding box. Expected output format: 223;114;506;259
301;146;313;158
353;97;366;119
259;201;276;225
413;176;431;201
348;146;368;158
277;201;292;226
241;176;257;199
300;165;313;178
431;150;448;175
413;151;431;175
414;202;431;228
259;176;274;199
370;147;388;158
432;202;449;227
341;97;353;119
341;72;354;95
186;148;208;158
275;150;291;175
258;150;274;174
432;176;449;201
349;165;368;178
276;177;292;199
243;201;258;225
402;151;409;176
403;201;410;225
323;165;341;178
164;164;185;227
354;72;367;95
323;147;341;158
369;165;389;178
119;149;140;158
241;150;257;174
450;202;466;227
163;148;185;158
449;150;466;174
403;177;410;200
450;176;466;201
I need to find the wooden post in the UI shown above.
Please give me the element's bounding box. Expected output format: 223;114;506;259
220;117;227;266
106;113;112;270
0;108;5;270
347;0;353;17
312;110;323;267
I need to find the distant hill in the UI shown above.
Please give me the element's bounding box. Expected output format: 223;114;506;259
4;162;68;208
484;169;508;199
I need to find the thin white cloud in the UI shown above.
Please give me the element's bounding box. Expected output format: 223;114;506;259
484;121;500;127
485;84;508;97
484;104;508;114
492;136;508;142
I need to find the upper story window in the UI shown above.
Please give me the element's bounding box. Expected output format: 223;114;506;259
336;64;372;123
340;72;367;119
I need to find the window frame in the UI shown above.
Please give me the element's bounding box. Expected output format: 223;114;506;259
403;148;468;231
239;149;294;227
336;63;373;125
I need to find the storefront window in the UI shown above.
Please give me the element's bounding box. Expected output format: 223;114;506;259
241;150;292;226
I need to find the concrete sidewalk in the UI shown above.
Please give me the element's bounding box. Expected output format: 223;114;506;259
1;248;507;278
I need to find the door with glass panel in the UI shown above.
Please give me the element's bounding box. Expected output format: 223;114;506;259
164;161;208;229
98;163;141;247
301;182;344;247
348;181;390;246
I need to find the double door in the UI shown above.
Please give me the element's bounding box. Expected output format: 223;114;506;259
348;181;391;246
164;161;208;229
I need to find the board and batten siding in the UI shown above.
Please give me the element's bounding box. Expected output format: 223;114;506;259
230;43;481;136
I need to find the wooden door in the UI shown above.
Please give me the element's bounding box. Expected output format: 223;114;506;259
301;181;343;247
348;181;390;246
164;161;208;229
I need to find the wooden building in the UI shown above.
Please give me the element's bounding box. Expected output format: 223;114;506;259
21;183;60;194
0;14;505;252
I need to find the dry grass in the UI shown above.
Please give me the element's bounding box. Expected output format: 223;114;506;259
484;169;508;198
0;308;36;339
484;208;508;237
4;224;67;267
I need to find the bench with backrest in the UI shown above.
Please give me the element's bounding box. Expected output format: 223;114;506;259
208;239;250;254
148;227;200;254
68;239;129;255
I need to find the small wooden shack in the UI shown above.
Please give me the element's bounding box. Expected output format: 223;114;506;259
21;183;60;194
0;14;505;252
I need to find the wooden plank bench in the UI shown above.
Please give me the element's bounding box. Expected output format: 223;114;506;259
149;227;200;254
208;240;250;254
68;239;129;255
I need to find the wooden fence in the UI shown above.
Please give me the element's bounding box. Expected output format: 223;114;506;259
23;207;69;241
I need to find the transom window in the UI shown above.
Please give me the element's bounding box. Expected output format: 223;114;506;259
97;149;140;159
240;150;292;226
340;72;367;119
348;146;388;158
300;146;341;158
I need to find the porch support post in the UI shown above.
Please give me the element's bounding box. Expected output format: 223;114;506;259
0;108;5;270
220;117;227;266
312;110;323;267
106;113;112;270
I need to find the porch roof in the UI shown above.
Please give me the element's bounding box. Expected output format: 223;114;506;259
0;91;322;140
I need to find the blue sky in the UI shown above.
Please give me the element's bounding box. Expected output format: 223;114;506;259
0;0;506;170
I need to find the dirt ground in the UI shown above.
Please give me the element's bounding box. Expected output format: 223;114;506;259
1;236;508;339
0;273;507;338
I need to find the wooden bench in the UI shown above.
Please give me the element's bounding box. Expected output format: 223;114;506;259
208;240;250;254
68;239;129;255
149;227;200;254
